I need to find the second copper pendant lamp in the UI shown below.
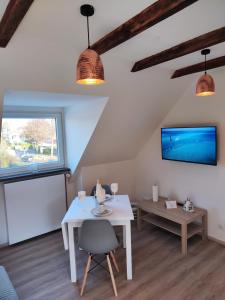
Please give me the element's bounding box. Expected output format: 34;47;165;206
76;4;105;85
196;49;215;96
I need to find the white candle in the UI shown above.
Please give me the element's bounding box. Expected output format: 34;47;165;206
152;185;158;202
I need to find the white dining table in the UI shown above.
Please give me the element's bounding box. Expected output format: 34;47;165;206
61;195;134;282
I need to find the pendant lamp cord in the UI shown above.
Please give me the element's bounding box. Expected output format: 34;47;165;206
204;54;207;75
87;16;90;49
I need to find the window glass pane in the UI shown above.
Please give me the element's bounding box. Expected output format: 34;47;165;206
0;118;59;170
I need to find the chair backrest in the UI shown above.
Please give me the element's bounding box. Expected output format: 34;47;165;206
0;266;19;300
90;184;112;196
78;220;119;254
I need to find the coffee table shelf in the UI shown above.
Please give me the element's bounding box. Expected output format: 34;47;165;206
141;214;202;239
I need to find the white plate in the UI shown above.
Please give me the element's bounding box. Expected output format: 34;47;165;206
91;205;113;217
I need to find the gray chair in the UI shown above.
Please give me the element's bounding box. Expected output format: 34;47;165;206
0;266;18;300
90;184;112;196
78;219;119;296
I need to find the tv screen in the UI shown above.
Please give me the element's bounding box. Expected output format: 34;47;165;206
161;126;217;166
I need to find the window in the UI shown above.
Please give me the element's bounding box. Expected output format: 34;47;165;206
0;111;65;175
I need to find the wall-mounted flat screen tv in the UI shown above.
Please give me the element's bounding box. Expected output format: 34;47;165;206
161;126;217;166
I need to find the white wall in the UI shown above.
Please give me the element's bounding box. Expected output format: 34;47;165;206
135;69;225;243
5;174;66;244
0;184;7;244
80;159;135;201
64;96;107;173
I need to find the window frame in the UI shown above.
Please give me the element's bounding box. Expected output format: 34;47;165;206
0;110;66;176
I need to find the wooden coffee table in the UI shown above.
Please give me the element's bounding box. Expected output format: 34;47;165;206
137;197;208;256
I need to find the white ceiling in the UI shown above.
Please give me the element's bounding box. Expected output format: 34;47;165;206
0;0;225;167
4;90;107;108
0;0;9;20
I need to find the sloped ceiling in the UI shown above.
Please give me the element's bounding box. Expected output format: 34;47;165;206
0;0;225;167
0;1;9;20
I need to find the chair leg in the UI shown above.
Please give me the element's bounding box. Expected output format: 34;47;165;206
80;255;92;296
110;251;119;273
106;254;118;296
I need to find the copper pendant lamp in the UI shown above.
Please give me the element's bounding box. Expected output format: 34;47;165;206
196;49;215;96
76;4;105;85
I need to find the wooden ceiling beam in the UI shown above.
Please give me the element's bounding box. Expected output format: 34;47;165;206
91;0;199;55
131;27;225;72
171;55;225;78
0;0;34;48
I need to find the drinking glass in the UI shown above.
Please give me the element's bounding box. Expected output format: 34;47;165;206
78;191;86;201
111;183;118;200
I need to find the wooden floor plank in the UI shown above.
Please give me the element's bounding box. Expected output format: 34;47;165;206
0;225;225;300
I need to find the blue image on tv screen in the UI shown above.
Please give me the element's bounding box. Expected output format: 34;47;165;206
161;127;217;165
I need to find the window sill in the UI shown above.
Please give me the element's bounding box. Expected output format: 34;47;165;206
0;167;71;184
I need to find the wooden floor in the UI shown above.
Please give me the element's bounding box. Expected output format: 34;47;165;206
1;224;225;300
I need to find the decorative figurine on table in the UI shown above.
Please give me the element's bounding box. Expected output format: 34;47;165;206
183;197;195;212
96;179;105;204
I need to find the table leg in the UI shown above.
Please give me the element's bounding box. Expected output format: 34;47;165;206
181;223;188;256
125;221;132;280
202;213;208;240
61;222;68;250
123;225;126;248
137;208;142;231
68;223;77;282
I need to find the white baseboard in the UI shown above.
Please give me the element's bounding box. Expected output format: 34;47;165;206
208;235;225;246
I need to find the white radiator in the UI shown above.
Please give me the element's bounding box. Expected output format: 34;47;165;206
4;174;66;244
